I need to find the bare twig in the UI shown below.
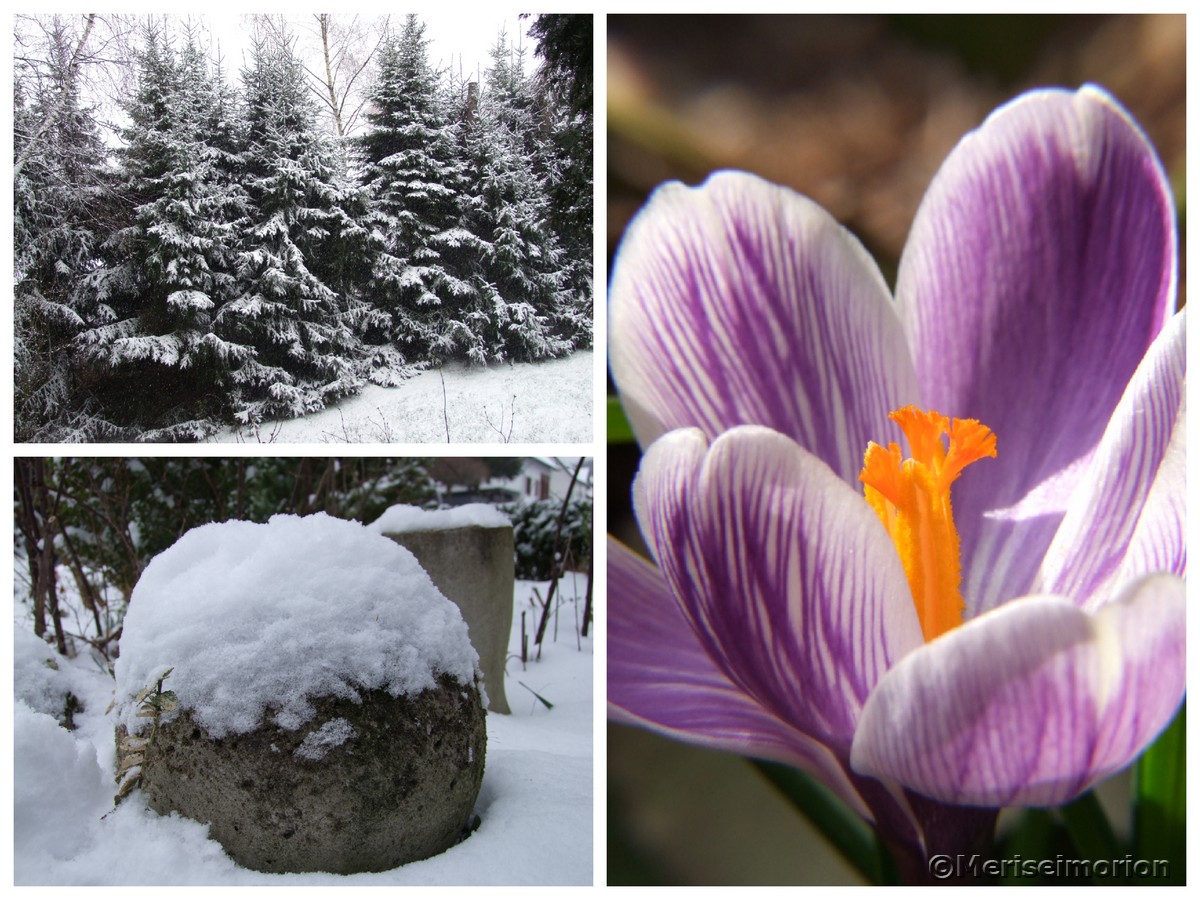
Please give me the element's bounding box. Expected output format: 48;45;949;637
369;407;395;442
319;407;355;443
521;611;528;669
484;394;517;442
581;552;593;639
533;458;586;655
439;369;450;442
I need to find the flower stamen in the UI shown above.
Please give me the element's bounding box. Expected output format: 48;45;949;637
859;406;997;642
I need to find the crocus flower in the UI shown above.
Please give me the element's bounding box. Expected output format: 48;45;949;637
608;84;1184;876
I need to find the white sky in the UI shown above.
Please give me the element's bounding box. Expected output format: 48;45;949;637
18;11;547;142
208;11;538;88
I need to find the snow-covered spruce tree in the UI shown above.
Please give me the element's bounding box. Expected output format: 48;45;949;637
14;18;118;441
529;14;593;349
74;23;249;439
526;91;592;351
214;27;367;425
458;33;574;364
357;14;481;376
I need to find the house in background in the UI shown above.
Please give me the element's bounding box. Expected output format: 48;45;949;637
513;458;592;503
435;458;592;507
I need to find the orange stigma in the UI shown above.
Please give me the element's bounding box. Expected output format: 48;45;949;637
859;406;997;642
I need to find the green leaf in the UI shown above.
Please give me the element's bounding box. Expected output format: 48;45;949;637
1132;702;1185;884
1059;788;1124;883
752;759;887;884
607;395;635;444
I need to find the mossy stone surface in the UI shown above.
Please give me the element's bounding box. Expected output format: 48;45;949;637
133;675;486;874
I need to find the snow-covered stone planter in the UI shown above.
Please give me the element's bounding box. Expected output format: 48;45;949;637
114;514;486;874
370;504;514;715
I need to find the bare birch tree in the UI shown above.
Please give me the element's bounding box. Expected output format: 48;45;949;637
300;13;389;137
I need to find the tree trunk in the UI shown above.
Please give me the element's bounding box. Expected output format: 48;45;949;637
317;14;346;137
14;459;48;639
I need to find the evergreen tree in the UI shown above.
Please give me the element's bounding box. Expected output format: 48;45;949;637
530;15;593;345
14;14;592;442
14;17;117;440
74;23;249;437
213;27;365;424
357;15;482;375
459;33;574;363
526;14;592;118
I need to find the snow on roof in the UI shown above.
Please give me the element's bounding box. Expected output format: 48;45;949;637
367;503;511;534
114;513;478;739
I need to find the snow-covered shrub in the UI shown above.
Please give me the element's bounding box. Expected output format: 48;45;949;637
501;497;592;580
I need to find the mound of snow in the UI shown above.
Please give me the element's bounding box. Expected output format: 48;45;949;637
14;628;76;721
114;513;478;739
368;503;511;534
14;702;113;865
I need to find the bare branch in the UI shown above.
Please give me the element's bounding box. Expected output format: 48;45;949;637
294;13;389;137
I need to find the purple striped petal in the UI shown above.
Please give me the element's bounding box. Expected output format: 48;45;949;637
1114;417;1185;587
607;536;871;818
633;425;923;754
1038;310;1185;607
609;170;919;486
896;85;1177;615
850;575;1185;807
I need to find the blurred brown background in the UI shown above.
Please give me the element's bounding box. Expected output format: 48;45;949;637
608;14;1185;277
607;13;1185;885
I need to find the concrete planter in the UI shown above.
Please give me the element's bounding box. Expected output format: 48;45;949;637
132;676;486;874
114;514;488;875
381;524;514;715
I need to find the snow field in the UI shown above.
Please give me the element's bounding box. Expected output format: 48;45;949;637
210;349;593;444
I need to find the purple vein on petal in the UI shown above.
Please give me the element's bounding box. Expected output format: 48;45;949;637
607;536;872;819
850;575;1184;807
634;426;922;755
896;85;1177;614
610;170;919;486
1037;310;1185;606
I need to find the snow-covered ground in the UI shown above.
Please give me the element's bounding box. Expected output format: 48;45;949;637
207;350;594;444
13;563;594;885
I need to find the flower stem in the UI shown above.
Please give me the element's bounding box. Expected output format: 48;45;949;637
1059;788;1124;883
878;792;998;885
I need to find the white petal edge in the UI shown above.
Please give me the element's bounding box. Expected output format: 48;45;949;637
850;574;1185;807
